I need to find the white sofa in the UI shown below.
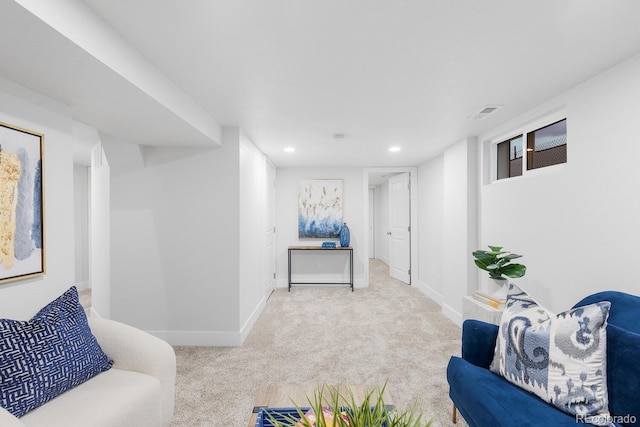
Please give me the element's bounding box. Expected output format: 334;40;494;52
0;317;176;427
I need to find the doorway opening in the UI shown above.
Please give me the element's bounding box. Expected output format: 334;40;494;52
364;167;417;287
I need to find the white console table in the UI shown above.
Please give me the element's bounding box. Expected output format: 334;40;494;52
463;295;503;325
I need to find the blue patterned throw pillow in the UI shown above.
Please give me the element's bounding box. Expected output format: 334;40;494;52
490;284;612;426
0;286;113;417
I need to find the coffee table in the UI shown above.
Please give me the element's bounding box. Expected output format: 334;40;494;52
248;384;394;427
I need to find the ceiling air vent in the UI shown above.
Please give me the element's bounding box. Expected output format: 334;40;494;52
470;105;503;121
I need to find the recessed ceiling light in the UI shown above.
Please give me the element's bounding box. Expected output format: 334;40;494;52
284;147;295;152
389;146;401;152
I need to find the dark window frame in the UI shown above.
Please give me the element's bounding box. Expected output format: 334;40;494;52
496;135;523;180
493;116;567;182
526;118;567;171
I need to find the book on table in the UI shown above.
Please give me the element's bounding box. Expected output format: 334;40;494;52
473;289;506;303
472;290;505;309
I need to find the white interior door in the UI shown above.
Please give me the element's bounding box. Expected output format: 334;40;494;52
264;160;276;297
388;173;411;284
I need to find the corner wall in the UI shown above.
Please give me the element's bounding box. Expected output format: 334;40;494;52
89;145;110;318
107;126;268;346
415;138;478;324
108;137;240;345
416;154;445;304
443;139;478;322
239;129;271;341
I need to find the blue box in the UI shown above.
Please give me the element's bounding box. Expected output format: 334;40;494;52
255;407;309;427
321;242;337;248
255;407;390;426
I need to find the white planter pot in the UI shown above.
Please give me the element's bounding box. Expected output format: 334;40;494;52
481;277;508;300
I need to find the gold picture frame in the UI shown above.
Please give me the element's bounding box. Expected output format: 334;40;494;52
0;121;45;284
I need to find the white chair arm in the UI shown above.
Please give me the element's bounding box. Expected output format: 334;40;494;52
0;407;24;427
88;317;176;426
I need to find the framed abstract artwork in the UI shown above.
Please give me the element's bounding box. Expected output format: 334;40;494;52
298;179;342;238
0;121;45;284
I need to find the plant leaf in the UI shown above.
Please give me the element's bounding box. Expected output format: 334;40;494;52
499;253;522;260
474;260;489;271
501;263;526;278
271;381;432;427
472;251;494;263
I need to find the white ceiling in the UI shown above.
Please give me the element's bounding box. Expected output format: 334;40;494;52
3;1;640;168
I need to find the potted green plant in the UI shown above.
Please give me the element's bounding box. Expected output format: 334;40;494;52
264;383;432;427
472;245;526;299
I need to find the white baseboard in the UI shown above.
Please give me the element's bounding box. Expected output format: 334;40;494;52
413;279;443;305
239;296;267;344
376;255;390;265
149;330;243;346
414;279;462;327
441;302;463;327
149;295;268;347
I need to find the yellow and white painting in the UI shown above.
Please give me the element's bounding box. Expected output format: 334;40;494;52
0;122;44;284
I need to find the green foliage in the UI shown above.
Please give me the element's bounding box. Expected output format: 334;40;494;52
472;245;526;280
266;382;432;427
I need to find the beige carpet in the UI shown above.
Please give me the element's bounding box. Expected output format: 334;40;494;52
172;259;468;427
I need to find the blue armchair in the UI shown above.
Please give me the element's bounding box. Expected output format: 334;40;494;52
446;291;640;427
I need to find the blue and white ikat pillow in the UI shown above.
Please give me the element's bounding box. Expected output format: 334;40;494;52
0;286;113;417
489;284;612;426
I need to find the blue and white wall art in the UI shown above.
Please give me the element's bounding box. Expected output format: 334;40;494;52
298;179;343;238
0;122;45;284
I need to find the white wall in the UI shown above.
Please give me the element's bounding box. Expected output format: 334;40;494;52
417;55;640;323
89;145;110;317
0;77;76;319
238;129;270;341
441;138;478;322
108;137;239;344
276;168;365;288
71;120;111;317
478;54;640;312
73;165;89;290
107;126;268;346
416;154;445;304
414;138;478;324
374;182;389;263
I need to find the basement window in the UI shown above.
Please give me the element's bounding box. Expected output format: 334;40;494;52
496;135;523;180
494;117;567;181
526;119;567;171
